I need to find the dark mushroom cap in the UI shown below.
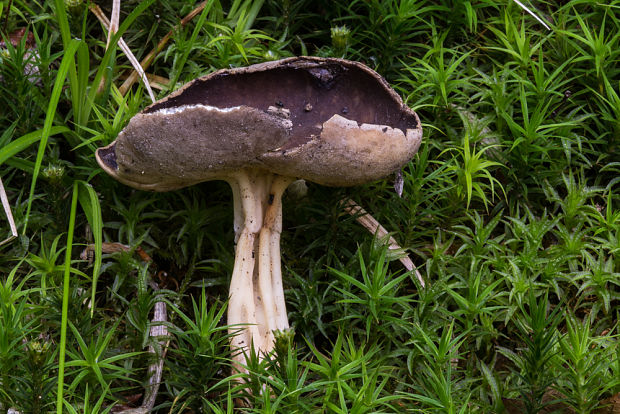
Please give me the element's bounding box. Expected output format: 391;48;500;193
96;57;422;190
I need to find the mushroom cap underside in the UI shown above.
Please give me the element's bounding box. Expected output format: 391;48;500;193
96;57;422;190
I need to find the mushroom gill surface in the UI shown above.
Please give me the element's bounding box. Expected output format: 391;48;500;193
145;57;419;146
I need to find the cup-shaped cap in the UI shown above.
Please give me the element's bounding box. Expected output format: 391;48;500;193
96;57;422;190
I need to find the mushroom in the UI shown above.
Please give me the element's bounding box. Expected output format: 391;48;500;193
96;57;422;374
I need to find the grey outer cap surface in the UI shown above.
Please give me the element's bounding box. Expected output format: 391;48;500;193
96;56;422;189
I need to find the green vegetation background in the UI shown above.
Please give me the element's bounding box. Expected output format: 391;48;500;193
0;0;619;412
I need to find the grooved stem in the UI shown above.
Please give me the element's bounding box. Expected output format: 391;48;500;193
226;169;292;374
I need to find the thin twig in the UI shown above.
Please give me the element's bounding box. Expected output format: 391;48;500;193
141;283;169;411
89;2;156;102
119;1;209;96
343;198;425;287
143;73;171;90
81;242;169;412
105;0;120;50
0;177;17;246
2;0;12;32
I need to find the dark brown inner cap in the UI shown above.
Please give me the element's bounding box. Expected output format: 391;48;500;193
98;144;117;169
145;61;418;151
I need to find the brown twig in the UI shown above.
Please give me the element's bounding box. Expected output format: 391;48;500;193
3;0;12;32
118;1;209;96
143;73;170;90
89;2;155;102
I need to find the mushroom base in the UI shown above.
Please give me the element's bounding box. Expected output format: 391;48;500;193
226;169;293;374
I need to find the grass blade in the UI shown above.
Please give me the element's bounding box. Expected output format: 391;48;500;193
56;181;79;414
0;126;69;166
77;181;103;317
23;38;81;234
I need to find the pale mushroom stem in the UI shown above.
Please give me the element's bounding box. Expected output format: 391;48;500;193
264;176;294;331
229;180;244;243
226;169;292;374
